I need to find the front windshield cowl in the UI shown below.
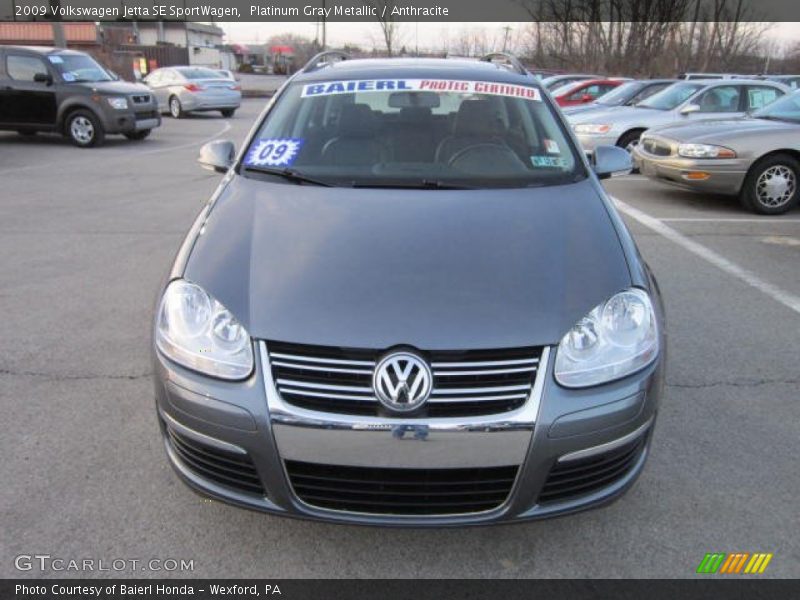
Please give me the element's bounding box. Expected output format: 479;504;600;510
239;76;587;190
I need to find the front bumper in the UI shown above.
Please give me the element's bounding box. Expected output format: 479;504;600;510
153;341;663;526
103;108;162;134
633;146;748;195
574;132;619;153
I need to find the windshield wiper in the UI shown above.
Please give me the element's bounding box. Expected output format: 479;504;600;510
243;166;332;187
351;179;478;190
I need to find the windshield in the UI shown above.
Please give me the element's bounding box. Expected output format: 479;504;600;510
177;67;225;80
596;81;640;106
550;81;583;96
48;54;113;83
752;90;800;123
638;82;704;110
241;78;585;189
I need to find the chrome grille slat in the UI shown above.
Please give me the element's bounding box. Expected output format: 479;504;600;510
271;360;373;375
270;352;375;367
275;378;373;393
431;357;538;367
434;366;537;376
268;341;543;417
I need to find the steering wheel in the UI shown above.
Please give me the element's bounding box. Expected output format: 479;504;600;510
447;143;527;173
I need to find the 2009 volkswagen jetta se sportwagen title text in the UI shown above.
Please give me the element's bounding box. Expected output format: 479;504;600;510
152;52;665;526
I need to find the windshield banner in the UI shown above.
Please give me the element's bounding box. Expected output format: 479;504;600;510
301;79;541;101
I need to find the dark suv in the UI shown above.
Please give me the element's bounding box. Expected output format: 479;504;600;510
0;46;160;147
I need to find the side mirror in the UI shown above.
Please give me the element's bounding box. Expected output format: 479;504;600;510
33;72;52;85
680;103;700;115
581;94;593;103
592;145;633;180
198;140;235;173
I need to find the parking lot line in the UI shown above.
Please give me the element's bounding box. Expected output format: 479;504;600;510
660;217;800;223
0;120;232;176
612;197;800;317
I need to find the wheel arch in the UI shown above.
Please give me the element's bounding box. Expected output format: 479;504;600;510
616;127;647;146
741;149;800;190
57;101;106;132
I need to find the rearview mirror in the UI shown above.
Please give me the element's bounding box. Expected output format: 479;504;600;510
198;140;235;173
592;145;633;180
33;72;52;85
680;103;700;115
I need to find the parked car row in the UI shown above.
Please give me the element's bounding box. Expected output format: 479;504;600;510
0;45;241;147
556;74;799;213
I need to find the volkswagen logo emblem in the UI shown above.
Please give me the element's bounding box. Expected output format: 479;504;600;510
373;351;432;413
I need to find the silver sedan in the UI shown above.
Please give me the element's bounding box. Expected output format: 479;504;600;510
143;66;241;118
568;79;789;154
633;90;800;214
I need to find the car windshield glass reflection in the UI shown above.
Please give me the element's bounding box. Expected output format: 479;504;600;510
52;55;113;83
752;91;800;123
241;80;585;189
637;83;703;110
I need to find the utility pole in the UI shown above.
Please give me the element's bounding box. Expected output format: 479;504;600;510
49;0;66;47
321;0;326;49
501;26;512;52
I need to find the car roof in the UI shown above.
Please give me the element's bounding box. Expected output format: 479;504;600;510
0;45;85;56
291;58;538;86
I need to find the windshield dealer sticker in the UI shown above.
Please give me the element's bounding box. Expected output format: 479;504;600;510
61;72;76;82
531;155;565;168
244;138;304;168
48;55;63;64
301;79;541;101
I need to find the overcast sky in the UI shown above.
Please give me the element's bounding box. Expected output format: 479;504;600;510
219;21;799;54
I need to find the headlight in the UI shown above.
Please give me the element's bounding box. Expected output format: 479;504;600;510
677;143;736;158
574;123;612;134
554;288;659;388
106;97;128;110
156;280;253;380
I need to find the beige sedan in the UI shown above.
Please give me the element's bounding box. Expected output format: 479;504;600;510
633;90;800;214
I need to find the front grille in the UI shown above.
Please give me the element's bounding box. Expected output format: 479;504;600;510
135;110;158;120
166;426;265;496
131;94;151;104
286;460;518;515
267;341;542;417
641;138;673;156
538;436;645;504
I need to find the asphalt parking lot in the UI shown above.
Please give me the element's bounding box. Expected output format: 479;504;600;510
2;99;798;579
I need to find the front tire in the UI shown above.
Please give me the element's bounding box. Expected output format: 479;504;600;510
220;109;236;118
169;96;184;119
124;130;151;141
617;130;643;154
740;154;800;215
65;110;104;148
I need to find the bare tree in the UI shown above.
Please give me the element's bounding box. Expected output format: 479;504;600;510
368;0;404;56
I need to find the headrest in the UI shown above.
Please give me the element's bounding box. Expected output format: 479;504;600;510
338;103;377;136
453;100;503;136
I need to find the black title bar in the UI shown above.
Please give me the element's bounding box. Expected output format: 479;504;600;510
2;0;800;22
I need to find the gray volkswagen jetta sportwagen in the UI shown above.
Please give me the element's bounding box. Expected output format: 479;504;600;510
152;53;665;525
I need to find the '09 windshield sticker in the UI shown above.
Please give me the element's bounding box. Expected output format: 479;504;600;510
61;72;76;82
244;138;304;168
301;79;541;101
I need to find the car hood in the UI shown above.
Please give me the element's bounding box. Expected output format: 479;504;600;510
649;116;797;142
571;105;666;127
183;177;632;350
85;80;152;95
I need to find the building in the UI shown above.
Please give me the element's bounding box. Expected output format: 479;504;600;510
0;22;99;50
134;22;225;67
